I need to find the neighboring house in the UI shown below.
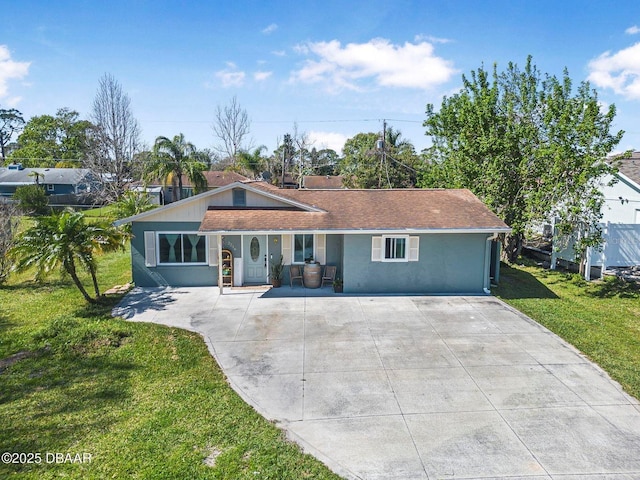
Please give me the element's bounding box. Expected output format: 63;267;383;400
116;181;510;294
153;170;248;204
301;175;346;189
0;164;100;201
602;151;640;224
553;152;640;277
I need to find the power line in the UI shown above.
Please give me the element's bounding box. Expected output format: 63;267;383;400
140;117;423;125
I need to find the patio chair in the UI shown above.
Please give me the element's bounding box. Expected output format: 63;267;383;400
290;265;304;288
321;265;337;287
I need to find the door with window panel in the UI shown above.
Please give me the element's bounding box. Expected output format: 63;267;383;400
243;235;267;283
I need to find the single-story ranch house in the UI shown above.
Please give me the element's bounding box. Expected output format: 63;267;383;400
115;181;510;294
0;163;100;200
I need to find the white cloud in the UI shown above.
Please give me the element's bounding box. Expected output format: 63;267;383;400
587;42;640;100
290;38;456;93
254;71;272;81
262;23;278;35
625;25;640;35
414;34;452;44
307;131;349;152
271;50;286;57
0;45;30;99
215;63;246;87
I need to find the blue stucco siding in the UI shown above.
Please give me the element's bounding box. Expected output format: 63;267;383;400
45;184;75;195
342;233;490;294
131;221;217;287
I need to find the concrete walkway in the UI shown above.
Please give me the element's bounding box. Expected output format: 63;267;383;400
114;287;640;479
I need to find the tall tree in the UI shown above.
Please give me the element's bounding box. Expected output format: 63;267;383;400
212;95;251;164
144;133;207;202
0;200;20;284
236;145;268;178
339;126;420;188
0;108;25;162
11;210;126;303
89;73;141;200
310;147;340;176
9;108;94;167
422;56;623;265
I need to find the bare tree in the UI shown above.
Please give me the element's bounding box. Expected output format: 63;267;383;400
291;122;313;187
212;95;251;164
88;74;141;200
0;199;20;284
0;108;25;163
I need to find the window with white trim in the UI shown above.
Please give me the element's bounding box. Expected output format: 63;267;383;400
293;234;314;263
157;233;207;264
383;235;408;262
372;235;419;262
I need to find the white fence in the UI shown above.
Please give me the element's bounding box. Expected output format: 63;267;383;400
592;223;640;268
554;222;640;279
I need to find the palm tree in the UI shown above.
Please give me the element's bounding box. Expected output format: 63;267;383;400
28;171;44;185
11;210;127;303
145;134;207;202
237;145;267;178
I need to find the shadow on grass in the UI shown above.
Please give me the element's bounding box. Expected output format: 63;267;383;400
494;263;559;300
587;276;640;299
75;293;127;319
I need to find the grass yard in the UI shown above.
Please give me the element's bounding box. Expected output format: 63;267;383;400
494;260;640;400
0;244;341;480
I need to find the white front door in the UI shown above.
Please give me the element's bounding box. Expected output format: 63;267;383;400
244;235;267;284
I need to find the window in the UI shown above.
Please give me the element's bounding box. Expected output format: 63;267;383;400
46;184;55;192
158;233;206;264
294;234;314;263
232;189;246;207
384;236;408;261
372;235;419;262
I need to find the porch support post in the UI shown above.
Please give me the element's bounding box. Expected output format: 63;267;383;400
218;235;224;295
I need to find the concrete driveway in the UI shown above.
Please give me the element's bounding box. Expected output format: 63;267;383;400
114;287;640;479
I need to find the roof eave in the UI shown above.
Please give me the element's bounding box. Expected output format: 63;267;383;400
113;181;325;226
198;227;512;235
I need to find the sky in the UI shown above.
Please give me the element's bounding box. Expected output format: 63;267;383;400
2;0;640;157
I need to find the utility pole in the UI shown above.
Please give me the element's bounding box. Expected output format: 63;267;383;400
377;120;388;188
382;119;387;173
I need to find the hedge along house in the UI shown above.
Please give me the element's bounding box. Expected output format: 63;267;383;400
115;181;510;294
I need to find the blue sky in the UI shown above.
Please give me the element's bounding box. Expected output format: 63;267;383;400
2;0;640;156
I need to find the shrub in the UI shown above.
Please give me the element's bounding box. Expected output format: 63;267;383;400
13;184;48;215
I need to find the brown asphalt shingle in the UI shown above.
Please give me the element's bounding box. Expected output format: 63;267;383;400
616;151;640;186
199;187;509;232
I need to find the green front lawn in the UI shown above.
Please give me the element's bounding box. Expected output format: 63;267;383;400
494;261;640;400
0;246;340;479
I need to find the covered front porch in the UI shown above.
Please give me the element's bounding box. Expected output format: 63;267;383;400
209;233;344;292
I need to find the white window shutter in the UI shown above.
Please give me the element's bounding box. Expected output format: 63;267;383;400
409;236;419;261
208;235;219;266
144;231;157;267
315;234;326;264
371;236;382;262
281;234;292;265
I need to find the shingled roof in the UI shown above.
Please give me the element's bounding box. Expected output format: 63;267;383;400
199;185;509;233
616;151;640;186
